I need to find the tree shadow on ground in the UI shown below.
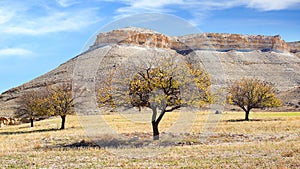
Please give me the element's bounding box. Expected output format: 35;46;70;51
225;118;282;122
60;138;177;149
54;133;187;150
61;139;102;149
0;128;60;135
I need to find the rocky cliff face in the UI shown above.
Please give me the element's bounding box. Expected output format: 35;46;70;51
92;27;292;53
178;33;290;52
0;27;299;116
92;27;176;49
288;41;300;53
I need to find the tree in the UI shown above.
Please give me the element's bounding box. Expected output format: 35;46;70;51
48;83;74;129
129;67;182;140
16;90;48;127
98;55;211;140
97;70;115;109
227;78;282;121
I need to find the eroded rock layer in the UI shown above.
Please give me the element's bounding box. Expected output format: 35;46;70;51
288;41;300;53
92;27;292;53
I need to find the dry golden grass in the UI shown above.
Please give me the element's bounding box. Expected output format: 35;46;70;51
0;111;299;168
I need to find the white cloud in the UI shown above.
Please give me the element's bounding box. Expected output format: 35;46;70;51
247;0;300;11
111;0;180;19
0;48;34;58
130;0;183;9
0;1;23;25
0;1;101;35
1;9;101;35
107;0;235;22
116;0;300;11
107;0;300;22
56;0;81;7
0;9;15;24
0;0;299;36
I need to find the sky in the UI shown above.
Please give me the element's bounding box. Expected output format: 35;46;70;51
0;0;300;93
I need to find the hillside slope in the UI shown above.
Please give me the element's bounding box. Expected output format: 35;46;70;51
0;27;299;116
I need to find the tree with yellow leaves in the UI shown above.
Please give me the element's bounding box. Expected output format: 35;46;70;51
17;90;49;127
227;78;282;121
98;55;211;140
48;83;74;129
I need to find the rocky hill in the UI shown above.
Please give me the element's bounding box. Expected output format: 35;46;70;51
1;27;299;116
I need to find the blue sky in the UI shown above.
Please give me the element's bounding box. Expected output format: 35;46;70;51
0;0;300;93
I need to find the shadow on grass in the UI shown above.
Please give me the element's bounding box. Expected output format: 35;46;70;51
60;139;176;149
225;118;282;122
57;133;186;149
0;128;60;135
61;140;102;149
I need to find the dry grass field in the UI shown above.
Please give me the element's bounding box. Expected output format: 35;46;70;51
1;111;300;168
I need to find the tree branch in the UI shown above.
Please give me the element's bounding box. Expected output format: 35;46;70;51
165;105;181;112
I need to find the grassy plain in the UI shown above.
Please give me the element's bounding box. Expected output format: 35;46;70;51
0;111;299;168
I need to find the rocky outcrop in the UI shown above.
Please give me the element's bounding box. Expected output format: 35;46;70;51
92;27;176;49
288;41;300;53
178;33;290;53
92;27;291;53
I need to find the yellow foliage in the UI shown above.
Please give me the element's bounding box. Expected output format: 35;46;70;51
47;83;74;117
97;55;212;111
228;78;282;110
17;90;49;119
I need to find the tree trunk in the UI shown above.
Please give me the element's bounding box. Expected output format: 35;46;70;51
150;106;166;140
245;110;250;121
152;121;159;140
60;115;66;130
30;118;34;127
